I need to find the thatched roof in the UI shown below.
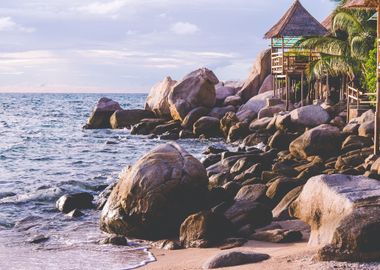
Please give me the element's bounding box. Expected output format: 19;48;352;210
344;0;377;8
264;0;328;39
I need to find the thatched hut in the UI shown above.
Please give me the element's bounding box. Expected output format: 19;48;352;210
264;0;328;108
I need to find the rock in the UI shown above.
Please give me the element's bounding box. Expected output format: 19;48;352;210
236;91;273;123
249;117;272;131
84;98;122;129
290;174;380;262
227;123;250;143
274;113;292;131
203;145;228;155
258;104;285;119
96;182;117;210
218;238;247;250
341;135;373;153
66;209;84;218
266;177;306;206
181;107;211;129
234;164;264;183
131;118;166;135
179;129;196;139
160;132;179;140
268;130;298;151
145;76;177;118
100;142;209;239
234;184;269;204
100;235;128;246
241;132;269;147
250;229;302;243
180;211;233;248
193;117;222;138
209;172;232;188
238;49;271;102
272;186;303;220
224;192;272;229
202;154;222;168
153;120;181;135
153;239;182;250
169;68;219;121
110;109;155;129
220;112;239;137
209;106;236;120
202;251;270;269
224;96;242;107
351;109;375;124
258;74;274;94
335;147;372;171
289;124;341;159
290;105;330;127
56;192;94;214
215;86;238;104
358;121;374;137
343;123;360;135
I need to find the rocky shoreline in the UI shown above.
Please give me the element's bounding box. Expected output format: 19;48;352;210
54;51;380;268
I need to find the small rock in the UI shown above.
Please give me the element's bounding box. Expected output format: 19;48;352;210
218;238;247;250
153;239;182;250
203;251;270;269
250;229;303;243
56;192;94;214
100;235;128;246
66;209;84;218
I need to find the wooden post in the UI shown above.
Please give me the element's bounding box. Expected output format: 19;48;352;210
286;75;289;111
347;85;350;123
375;3;380;155
301;72;304;107
326;73;330;101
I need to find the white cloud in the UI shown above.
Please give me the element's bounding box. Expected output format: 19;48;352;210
0;17;35;33
170;22;199;35
77;0;129;15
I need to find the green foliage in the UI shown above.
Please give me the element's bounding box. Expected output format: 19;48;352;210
364;44;377;97
297;7;376;86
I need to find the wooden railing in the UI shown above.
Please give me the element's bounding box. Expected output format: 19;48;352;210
346;86;376;122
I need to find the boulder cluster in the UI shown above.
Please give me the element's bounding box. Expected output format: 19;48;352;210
80;49;380;263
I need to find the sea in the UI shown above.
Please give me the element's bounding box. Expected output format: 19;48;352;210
0;93;224;270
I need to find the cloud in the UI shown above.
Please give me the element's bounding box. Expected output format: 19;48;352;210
0;17;35;33
76;0;132;15
170;22;199;35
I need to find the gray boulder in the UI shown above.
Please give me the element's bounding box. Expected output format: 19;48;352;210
290;174;380;262
203;251;270;269
169;68;219;121
290;105;330;127
100;143;209;239
84;97;122;129
145;76;177;118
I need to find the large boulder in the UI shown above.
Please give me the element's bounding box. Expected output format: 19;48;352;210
100;143;209;239
145;76;177;118
193;117;222;138
238;49;271;102
179;211;233;248
290;174;380;262
289;124;341;159
236;91;273;123
84;97;122;129
209;106;236;120
215;86;238;104
290;105;330;127
169;68;219;121
110;109;155;129
181;107;211;129
258;74;274;94
220;112;239;137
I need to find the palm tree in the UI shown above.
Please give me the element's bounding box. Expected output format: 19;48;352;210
297;7;375;85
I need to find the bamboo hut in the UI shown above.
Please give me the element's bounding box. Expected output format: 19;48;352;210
264;0;328;109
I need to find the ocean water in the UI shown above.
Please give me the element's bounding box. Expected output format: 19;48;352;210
0;93;224;270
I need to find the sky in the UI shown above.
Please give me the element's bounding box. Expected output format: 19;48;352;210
0;0;336;93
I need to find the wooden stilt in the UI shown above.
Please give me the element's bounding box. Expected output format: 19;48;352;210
301;72;304;107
